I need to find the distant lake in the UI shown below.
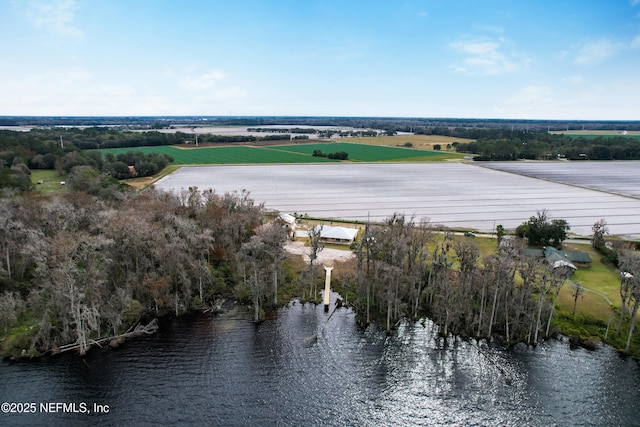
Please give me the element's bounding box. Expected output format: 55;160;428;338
154;162;640;239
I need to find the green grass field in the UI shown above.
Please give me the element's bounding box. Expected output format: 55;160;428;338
267;142;461;162
95;145;337;165
95;142;463;165
30;169;67;192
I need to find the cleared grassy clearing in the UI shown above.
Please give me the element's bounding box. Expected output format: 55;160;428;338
551;244;621;329
267;142;459;162
30;169;66;193
563;244;621;304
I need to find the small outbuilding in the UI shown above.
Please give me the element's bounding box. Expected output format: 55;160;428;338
276;213;297;239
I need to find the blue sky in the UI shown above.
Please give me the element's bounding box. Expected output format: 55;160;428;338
1;0;639;120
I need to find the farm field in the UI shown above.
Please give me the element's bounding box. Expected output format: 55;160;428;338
95;142;462;164
267;142;461;161
154;162;640;240
478;161;640;198
341;134;474;150
95;145;336;164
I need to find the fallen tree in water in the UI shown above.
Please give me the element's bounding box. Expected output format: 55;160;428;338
52;319;159;357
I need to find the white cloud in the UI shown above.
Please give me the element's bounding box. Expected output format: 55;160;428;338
505;85;554;107
179;70;227;90
565;75;584;85
573;39;625;66
14;0;83;39
0;66;248;116
449;37;522;75
210;86;247;101
631;35;640;49
632;0;640;6
494;78;640;120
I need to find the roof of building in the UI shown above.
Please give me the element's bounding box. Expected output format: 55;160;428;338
563;251;592;264
313;225;359;241
278;213;296;225
543;247;578;269
523;248;543;257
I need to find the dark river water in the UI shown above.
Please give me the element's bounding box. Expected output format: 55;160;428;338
2;296;640;426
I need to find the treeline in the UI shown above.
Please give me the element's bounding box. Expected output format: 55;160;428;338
0;145;173;194
312;150;349;160
346;214;576;343
0;187;285;358
455;132;640;160
247;127;316;134
63;151;173;179
5;116;640;133
246;127;383;138
0;128;293;152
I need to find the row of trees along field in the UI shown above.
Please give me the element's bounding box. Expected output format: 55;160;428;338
346;214;574;342
0;128;294;151
344;214;640;352
452;132;640;160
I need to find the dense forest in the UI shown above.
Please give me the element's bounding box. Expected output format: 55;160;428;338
0;187;276;358
0;127;293;151
2;184;640;359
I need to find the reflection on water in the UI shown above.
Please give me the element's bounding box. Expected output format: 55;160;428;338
2;297;640;426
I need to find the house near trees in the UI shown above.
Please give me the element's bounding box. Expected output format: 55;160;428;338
317;226;359;244
544;247;592;268
526;246;592;269
297;225;359;245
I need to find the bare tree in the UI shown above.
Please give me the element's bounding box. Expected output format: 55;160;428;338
617;268;635;335
591;219;608;249
619;252;640;351
545;266;572;338
256;223;287;305
238;223;286;322
307;224;324;302
571;281;584;317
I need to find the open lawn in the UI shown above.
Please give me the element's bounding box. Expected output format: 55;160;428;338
30;169;66;193
555;243;621;323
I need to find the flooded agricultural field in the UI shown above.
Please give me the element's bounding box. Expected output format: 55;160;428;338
154;162;640;239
